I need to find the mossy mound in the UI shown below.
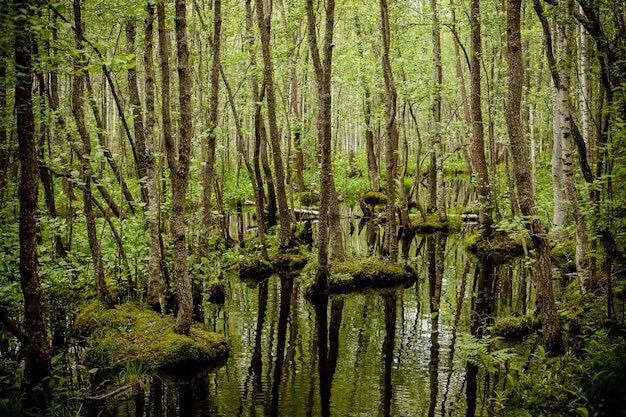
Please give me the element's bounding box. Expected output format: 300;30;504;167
410;213;460;233
239;246;309;282
303;258;417;295
74;302;229;378
298;191;319;207
466;231;527;264
492;315;539;341
362;190;387;207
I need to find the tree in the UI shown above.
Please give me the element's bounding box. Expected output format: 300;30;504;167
305;0;336;293
431;0;447;224
14;0;52;401
255;0;292;250
380;0;398;259
168;0;194;334
469;0;492;229
505;0;564;356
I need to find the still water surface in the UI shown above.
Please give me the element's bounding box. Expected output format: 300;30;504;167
105;229;523;416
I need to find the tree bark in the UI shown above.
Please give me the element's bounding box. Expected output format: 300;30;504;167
15;0;52;399
506;0;564;356
470;0;491;230
431;0;447;223
255;0;292;249
144;1;162;311
169;0;194;334
380;0;398;259
305;0;336;293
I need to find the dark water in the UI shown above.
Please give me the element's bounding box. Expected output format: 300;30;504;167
104;224;525;416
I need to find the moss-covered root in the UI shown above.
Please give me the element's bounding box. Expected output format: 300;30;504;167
492;315;539;341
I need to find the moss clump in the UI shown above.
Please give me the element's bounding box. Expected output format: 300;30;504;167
74;302;229;378
298;191;319;207
304;258;417;295
363;191;387;208
492;315;539;341
410;213;460;233
466;231;527;264
272;247;309;273
239;246;309;282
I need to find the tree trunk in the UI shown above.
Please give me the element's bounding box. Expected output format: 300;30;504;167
470;0;491;230
305;0;336;292
506;0;564;356
255;0;292;249
125;21;149;206
431;0;447;223
72;0;114;308
169;0;194;334
555;0;590;294
144;1;162;311
354;15;380;193
380;0;398;259
14;0;52;399
199;0;222;255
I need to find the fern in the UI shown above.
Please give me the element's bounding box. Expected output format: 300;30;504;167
459;333;517;374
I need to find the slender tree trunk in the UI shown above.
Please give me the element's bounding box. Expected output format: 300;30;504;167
14;0;52;400
354;15;380;193
305;0;336;293
255;0;292;249
168;0;194;334
381;0;398;259
431;0;447;223
125;21;149;206
506;0;564;356
555;0;590;294
144;1;162;311
470;0;491;230
199;0;222;255
72;0;114;307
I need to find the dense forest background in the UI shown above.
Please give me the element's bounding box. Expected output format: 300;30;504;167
1;0;626;414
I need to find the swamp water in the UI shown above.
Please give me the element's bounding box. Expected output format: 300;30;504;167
99;224;529;417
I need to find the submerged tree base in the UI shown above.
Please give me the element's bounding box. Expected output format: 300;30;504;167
303;257;417;295
239;246;309;282
74;302;229;379
465;230;527;264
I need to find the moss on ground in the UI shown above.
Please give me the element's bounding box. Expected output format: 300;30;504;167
74;302;229;378
303;257;417;295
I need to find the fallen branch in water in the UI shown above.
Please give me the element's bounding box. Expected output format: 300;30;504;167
85;384;134;402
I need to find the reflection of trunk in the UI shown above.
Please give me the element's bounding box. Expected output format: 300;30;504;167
506;0;564;356
427;235;445;417
270;277;293;416
314;294;343;417
466;259;495;417
382;294;396;417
